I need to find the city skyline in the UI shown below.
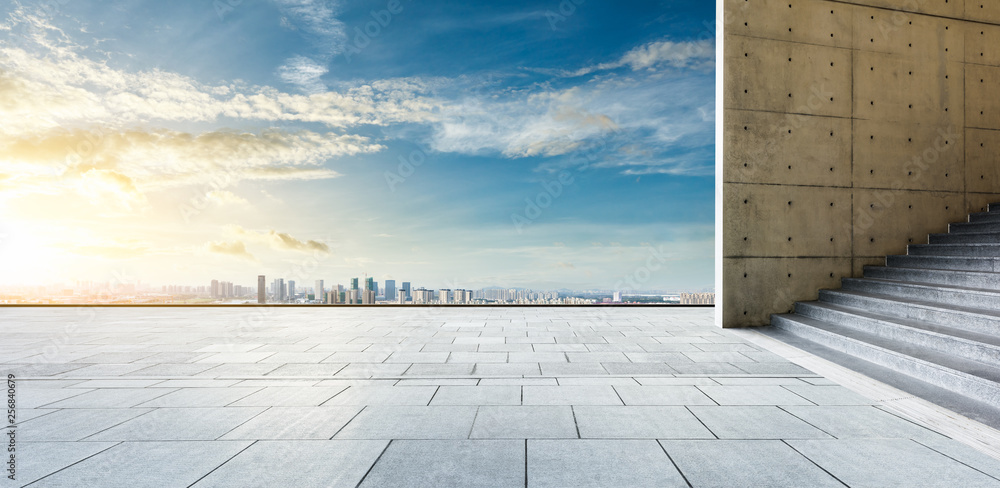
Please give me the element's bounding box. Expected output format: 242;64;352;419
0;2;714;291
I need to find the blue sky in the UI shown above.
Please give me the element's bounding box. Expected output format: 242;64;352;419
0;0;715;292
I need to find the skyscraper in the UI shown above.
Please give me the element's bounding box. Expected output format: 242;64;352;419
288;281;296;300
351;278;359;290
315;280;324;302
273;278;285;302
210;280;219;298
365;277;374;291
258;275;265;303
385;280;396;301
401;282;411;301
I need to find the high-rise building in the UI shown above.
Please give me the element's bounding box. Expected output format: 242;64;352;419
351;278;359;290
362;289;375;304
315;280;324;302
365;277;374;291
401;282;411;301
288;281;296;300
613;291;622;303
210;280;219;298
439;289;451;304
273;278;285;302
385;280;396;301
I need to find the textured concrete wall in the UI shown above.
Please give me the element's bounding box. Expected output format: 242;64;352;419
723;0;1000;327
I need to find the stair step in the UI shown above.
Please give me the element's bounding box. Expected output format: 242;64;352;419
950;221;1000;233
886;255;1000;272
759;326;1000;430
797;299;1000;364
969;212;1000;223
864;265;1000;289
841;278;1000;314
771;314;1000;407
928;232;1000;244
908;243;1000;257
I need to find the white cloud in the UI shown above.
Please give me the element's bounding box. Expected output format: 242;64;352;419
277;55;329;93
565;39;715;77
272;0;348;56
206;240;258;262
0;127;379;205
228;225;331;254
206;190;249;206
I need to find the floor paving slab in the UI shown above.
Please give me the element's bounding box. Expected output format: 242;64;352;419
787;438;1000;487
334;406;478;439
660;440;845;487
574;406;715;439
527;439;687;488
192;440;388;488
219;406;363;440
25;441;253;488
470;406;578;439
358;440;524;488
15;441;119;486
84;407;266;441
688;406;833;439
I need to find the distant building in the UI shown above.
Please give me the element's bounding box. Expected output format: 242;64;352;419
385;280;396;301
680;292;714;305
315;280;324;302
362;289;375;304
288;281;296;300
612;291;622;303
351;278;359;291
401;282;411;301
258;275;266;303
439;289;451;304
412;288;433;304
273;278;285;302
211;280;219;298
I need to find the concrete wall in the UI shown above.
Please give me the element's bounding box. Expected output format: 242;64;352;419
723;0;1000;327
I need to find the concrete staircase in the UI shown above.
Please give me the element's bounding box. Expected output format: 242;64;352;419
769;203;1000;415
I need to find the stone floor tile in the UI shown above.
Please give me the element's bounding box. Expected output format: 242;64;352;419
359;440;524;488
19;408;153;441
41;388;175;408
660;440;844;487
334;406;478;439
229;386;347;406
27;441;252;488
689;406;833;439
781;405;948;440
613;385;716;406
219;406;364;439
697;385;814;406
136;387;262;407
527;439;687;488
15;441;119;486
85;407;266;441
194;440;387;488
781;384;875;405
470;406;577;439
788;438;1000;487
574;406;715;439
522;385;623;405
430;386;521;405
322;386;437;405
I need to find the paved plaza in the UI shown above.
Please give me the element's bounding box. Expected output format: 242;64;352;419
2;307;999;487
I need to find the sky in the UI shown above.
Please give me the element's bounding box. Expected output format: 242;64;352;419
0;0;715;292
